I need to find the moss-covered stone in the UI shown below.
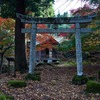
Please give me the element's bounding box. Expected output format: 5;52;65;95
25;72;41;81
8;80;27;88
86;80;100;93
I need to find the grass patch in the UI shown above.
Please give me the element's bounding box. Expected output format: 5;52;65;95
64;61;76;67
8;80;27;88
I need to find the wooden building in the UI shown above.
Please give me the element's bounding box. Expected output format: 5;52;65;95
26;33;59;63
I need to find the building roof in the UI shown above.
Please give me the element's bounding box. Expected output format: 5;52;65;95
36;33;58;51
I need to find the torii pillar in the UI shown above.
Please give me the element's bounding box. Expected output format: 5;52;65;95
75;23;83;76
29;23;37;74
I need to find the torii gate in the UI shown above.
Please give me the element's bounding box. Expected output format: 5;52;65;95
16;13;96;76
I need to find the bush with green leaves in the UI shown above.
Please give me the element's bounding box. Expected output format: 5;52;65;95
8;80;27;88
25;73;41;81
72;75;88;85
86;80;100;93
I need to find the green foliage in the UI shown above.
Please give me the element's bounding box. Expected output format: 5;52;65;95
86;80;100;93
5;95;14;100
0;91;14;100
58;31;100;52
25;73;41;81
0;94;14;100
72;75;88;85
8;80;27;88
63;61;76;66
0;18;15;72
0;18;15;53
1;0;16;18
59;5;100;53
58;36;75;51
1;0;54;18
93;21;100;30
0;94;6;100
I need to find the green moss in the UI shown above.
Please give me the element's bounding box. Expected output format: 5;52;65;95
72;75;88;85
8;80;27;88
25;73;41;81
86;80;100;93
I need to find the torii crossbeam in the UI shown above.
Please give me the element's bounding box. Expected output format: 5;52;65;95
16;13;96;76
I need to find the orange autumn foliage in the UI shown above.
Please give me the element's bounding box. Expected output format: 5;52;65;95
37;24;48;29
0;17;15;31
36;34;58;51
25;24;47;29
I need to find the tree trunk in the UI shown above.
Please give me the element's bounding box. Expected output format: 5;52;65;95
15;0;27;72
0;53;4;74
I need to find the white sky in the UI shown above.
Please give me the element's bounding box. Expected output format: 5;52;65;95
53;0;86;15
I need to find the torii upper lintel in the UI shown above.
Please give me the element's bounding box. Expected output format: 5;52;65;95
16;13;96;24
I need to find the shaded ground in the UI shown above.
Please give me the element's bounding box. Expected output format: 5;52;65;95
0;65;100;100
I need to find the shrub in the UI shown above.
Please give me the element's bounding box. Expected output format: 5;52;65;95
25;73;41;81
8;80;27;88
72;75;88;85
86;80;100;93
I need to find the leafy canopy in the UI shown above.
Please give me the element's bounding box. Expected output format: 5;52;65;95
1;0;55;18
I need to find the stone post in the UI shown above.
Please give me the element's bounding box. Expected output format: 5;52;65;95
29;23;37;74
75;23;83;76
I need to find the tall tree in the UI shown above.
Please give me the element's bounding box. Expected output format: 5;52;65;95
1;0;55;72
15;0;27;72
1;0;54;18
0;17;15;73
